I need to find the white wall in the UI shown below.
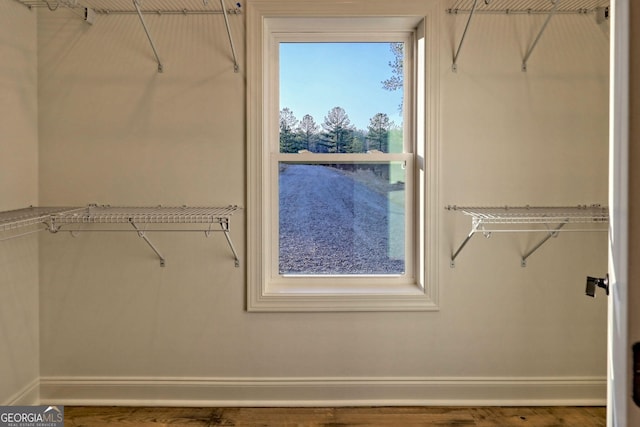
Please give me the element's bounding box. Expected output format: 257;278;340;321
0;0;40;405
439;7;609;395
32;0;609;405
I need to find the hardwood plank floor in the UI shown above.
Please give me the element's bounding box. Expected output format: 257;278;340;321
63;406;606;426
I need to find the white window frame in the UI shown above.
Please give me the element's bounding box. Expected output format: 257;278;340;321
246;1;439;312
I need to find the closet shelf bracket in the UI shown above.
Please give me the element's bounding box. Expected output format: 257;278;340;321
219;218;240;267
446;204;609;267
449;217;480;268
452;0;479;72
130;221;166;266
520;222;564;267
132;0;164;73
522;0;560;72
220;0;239;72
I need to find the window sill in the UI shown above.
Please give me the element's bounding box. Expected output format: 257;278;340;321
248;282;438;312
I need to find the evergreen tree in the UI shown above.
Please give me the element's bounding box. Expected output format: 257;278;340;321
351;129;367;153
320;106;354;153
367;113;391;152
298;114;319;152
279;108;299;153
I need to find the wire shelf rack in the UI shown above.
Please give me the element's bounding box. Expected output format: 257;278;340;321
446;204;609;225
52;204;240;224
0;207;79;232
447;0;609;15
12;0;241;73
447;0;610;72
13;0;241;14
0;204;241;267
446;204;609;267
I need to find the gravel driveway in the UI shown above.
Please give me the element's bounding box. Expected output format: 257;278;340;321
279;164;405;275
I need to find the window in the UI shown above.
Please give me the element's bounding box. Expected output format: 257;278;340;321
247;7;438;311
278;41;411;277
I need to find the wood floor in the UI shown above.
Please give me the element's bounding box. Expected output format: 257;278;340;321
64;406;606;426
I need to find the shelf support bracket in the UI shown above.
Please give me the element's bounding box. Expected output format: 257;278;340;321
133;0;164;73
219;219;240;267
220;0;239;73
522;0;560;72
450;220;481;268
521;223;565;267
130;221;166;267
452;0;479;72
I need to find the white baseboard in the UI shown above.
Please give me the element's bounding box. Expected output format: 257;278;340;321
4;378;39;406
39;376;606;407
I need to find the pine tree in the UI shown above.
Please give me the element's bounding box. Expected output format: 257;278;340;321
298;114;319;152
320;106;354;153
279;108;299;153
367;113;391;152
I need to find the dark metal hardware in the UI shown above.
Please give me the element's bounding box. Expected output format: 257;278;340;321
585;274;609;297
634;342;640;408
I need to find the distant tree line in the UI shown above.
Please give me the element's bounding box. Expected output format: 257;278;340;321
281;43;405;155
279;106;401;154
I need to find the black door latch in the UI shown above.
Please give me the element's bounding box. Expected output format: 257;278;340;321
585;274;609;297
634;342;640;408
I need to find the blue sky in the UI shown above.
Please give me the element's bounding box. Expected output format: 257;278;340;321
279;42;403;131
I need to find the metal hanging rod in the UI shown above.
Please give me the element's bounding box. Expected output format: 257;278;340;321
446;8;592;14
90;8;240;14
52;228;234;232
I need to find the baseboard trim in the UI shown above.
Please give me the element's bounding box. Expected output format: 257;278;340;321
39;376;606;407
4;378;39;406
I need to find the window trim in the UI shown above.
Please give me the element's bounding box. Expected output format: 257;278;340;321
246;1;439;312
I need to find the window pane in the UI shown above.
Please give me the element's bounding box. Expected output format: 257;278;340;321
279;42;404;154
279;163;405;275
